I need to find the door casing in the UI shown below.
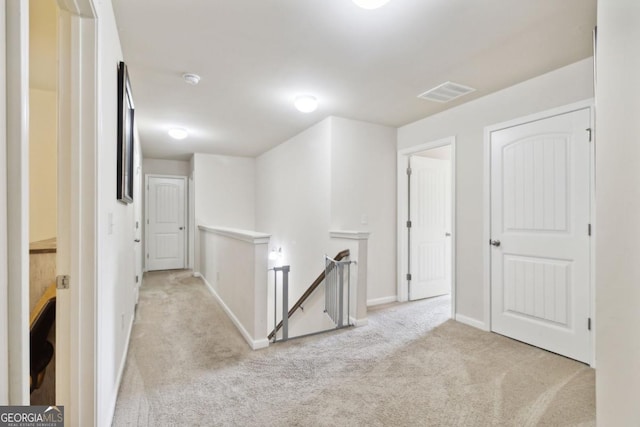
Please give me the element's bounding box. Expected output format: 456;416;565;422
483;99;596;366
397;136;456;319
0;1;8;403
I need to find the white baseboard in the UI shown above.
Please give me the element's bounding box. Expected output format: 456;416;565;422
349;316;368;327
106;312;135;426
199;275;269;350
193;271;202;278
455;313;488;331
367;296;397;307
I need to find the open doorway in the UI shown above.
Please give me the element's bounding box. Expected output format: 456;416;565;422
6;0;99;418
28;0;58;405
397;137;456;318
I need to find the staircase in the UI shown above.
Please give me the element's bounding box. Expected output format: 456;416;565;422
269;249;351;342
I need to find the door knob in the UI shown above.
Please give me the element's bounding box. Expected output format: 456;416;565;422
134;239;140;243
489;239;501;247
179;227;184;230
445;232;451;237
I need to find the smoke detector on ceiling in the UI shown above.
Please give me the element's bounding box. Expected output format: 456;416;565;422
417;81;476;103
182;73;201;85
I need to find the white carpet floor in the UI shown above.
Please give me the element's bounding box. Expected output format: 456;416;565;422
112;270;595;426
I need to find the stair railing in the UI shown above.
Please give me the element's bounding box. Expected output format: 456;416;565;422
268;249;351;342
324;255;354;328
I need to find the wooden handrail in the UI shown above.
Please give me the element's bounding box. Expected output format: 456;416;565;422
268;249;350;341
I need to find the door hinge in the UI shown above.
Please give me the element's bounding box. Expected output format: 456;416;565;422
588;224;592;236
586;128;592;142
406;273;412;281
135;275;139;283
406;220;412;228
406;167;412;176
56;275;70;290
147;219;149;225
146;253;149;259
588;317;592;331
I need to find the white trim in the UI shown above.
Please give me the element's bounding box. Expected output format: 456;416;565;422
485;99;595;134
455;314;488;331
349;316;369;327
483;126;492;330
75;13;98;426
53;3;100;425
145;174;189;270
329;230;371;240
55;7;73;413
483;99;596;364
367;296;397;306
193;271;202;278
589;104;596;368
105;313;134;426
200;275;269;350
198;225;271;245
6;0;30;404
397;136;457;321
0;1;8;403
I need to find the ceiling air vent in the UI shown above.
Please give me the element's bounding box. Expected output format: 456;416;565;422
417;81;476;103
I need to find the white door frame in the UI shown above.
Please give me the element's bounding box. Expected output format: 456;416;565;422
5;0;30;404
4;0;99;417
56;1;99;424
0;0;8;404
397;136;456;318
145;174;189;271
483;99;596;365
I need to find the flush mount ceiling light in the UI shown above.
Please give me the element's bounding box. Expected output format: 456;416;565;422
182;73;201;85
168;128;188;140
294;95;318;113
352;0;391;10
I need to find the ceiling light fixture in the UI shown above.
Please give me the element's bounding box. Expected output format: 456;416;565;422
168;128;188;140
352;0;391;10
182;73;201;85
294;95;318;113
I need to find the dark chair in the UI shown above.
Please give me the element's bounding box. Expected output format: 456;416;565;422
30;296;56;393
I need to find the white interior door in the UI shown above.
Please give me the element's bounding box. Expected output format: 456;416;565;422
490;108;591;363
409;156;451;301
146;176;186;271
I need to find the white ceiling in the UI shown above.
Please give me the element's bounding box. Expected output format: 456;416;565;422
112;0;596;160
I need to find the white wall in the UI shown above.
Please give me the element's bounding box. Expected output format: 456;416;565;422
595;2;640;424
256;117;395;336
330;117;397;304
142;157;190;177
198;227;269;349
93;1;141;424
193;153;255;229
193;153;256;272
256;118;332;332
398;58;594;324
29;88;57;242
